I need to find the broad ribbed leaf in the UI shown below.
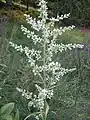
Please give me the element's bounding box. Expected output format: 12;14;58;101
0;103;14;116
3;115;12;120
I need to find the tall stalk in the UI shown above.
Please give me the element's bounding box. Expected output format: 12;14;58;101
43;37;46;88
9;0;84;120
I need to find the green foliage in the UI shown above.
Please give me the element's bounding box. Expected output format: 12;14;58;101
0;8;39;22
0;103;20;120
47;0;90;27
14;109;20;120
0;9;25;22
0;103;14;116
25;8;39;18
58;29;85;44
0;0;6;3
1;0;90;27
9;10;25;22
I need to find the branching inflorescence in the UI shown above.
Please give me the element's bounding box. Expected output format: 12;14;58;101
9;0;84;119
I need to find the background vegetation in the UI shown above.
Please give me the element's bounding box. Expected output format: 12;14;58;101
0;0;90;27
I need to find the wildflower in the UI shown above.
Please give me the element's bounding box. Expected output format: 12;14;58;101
9;0;84;119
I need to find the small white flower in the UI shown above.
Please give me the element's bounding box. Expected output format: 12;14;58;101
35;116;39;120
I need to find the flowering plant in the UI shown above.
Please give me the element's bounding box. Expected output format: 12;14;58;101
9;0;84;120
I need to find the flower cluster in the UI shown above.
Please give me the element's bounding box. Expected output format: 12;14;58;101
38;0;48;21
50;25;75;37
21;25;43;44
49;13;70;21
16;85;53;110
9;42;41;66
32;62;76;76
23;15;44;32
16;87;33;99
48;43;84;53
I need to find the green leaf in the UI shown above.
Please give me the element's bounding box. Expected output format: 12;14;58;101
0;0;6;3
14;109;19;120
45;101;49;120
3;115;12;120
0;103;14;116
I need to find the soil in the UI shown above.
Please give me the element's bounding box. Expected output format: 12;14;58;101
80;27;90;34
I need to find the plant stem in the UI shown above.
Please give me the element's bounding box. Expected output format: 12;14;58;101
43;37;46;88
